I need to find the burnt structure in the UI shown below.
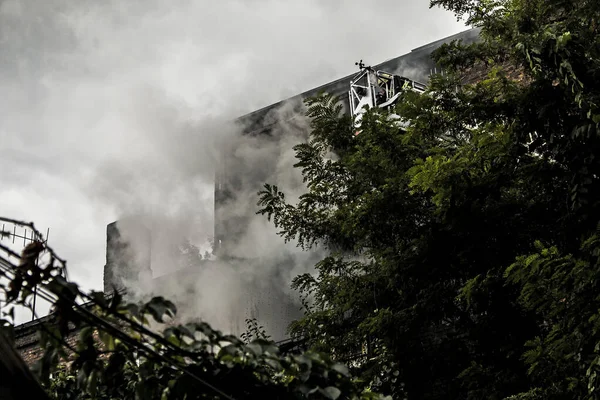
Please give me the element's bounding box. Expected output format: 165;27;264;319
103;219;152;293
15;28;482;363
104;28;482;342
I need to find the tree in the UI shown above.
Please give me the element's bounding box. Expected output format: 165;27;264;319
0;218;386;400
258;0;600;398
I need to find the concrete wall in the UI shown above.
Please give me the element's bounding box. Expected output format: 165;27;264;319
103;219;152;293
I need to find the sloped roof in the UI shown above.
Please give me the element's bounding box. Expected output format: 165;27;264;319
235;28;480;135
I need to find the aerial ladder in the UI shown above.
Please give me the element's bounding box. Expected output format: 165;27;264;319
349;60;426;135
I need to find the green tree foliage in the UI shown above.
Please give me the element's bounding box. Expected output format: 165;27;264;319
258;0;600;398
241;318;272;344
0;219;385;400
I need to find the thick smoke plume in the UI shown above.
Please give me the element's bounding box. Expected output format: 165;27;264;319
0;0;465;328
111;98;322;340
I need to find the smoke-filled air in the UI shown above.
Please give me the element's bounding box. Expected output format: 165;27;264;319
0;0;465;336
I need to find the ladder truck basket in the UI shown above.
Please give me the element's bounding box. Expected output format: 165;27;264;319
348;64;426;135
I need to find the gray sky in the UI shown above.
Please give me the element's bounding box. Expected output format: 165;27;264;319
0;0;465;307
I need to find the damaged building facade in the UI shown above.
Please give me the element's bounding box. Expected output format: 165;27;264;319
101;28;479;341
17;29;481;360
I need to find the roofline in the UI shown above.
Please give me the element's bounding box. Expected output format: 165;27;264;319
409;27;479;53
14;290;123;337
234;27;479;125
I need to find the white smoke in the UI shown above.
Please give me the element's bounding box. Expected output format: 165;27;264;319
0;0;465;327
111;97;323;340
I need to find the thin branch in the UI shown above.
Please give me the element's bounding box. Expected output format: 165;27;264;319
0;252;237;400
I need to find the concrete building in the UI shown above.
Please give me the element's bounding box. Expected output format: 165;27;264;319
102;28;482;342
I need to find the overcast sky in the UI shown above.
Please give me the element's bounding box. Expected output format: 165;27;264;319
0;0;466;309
